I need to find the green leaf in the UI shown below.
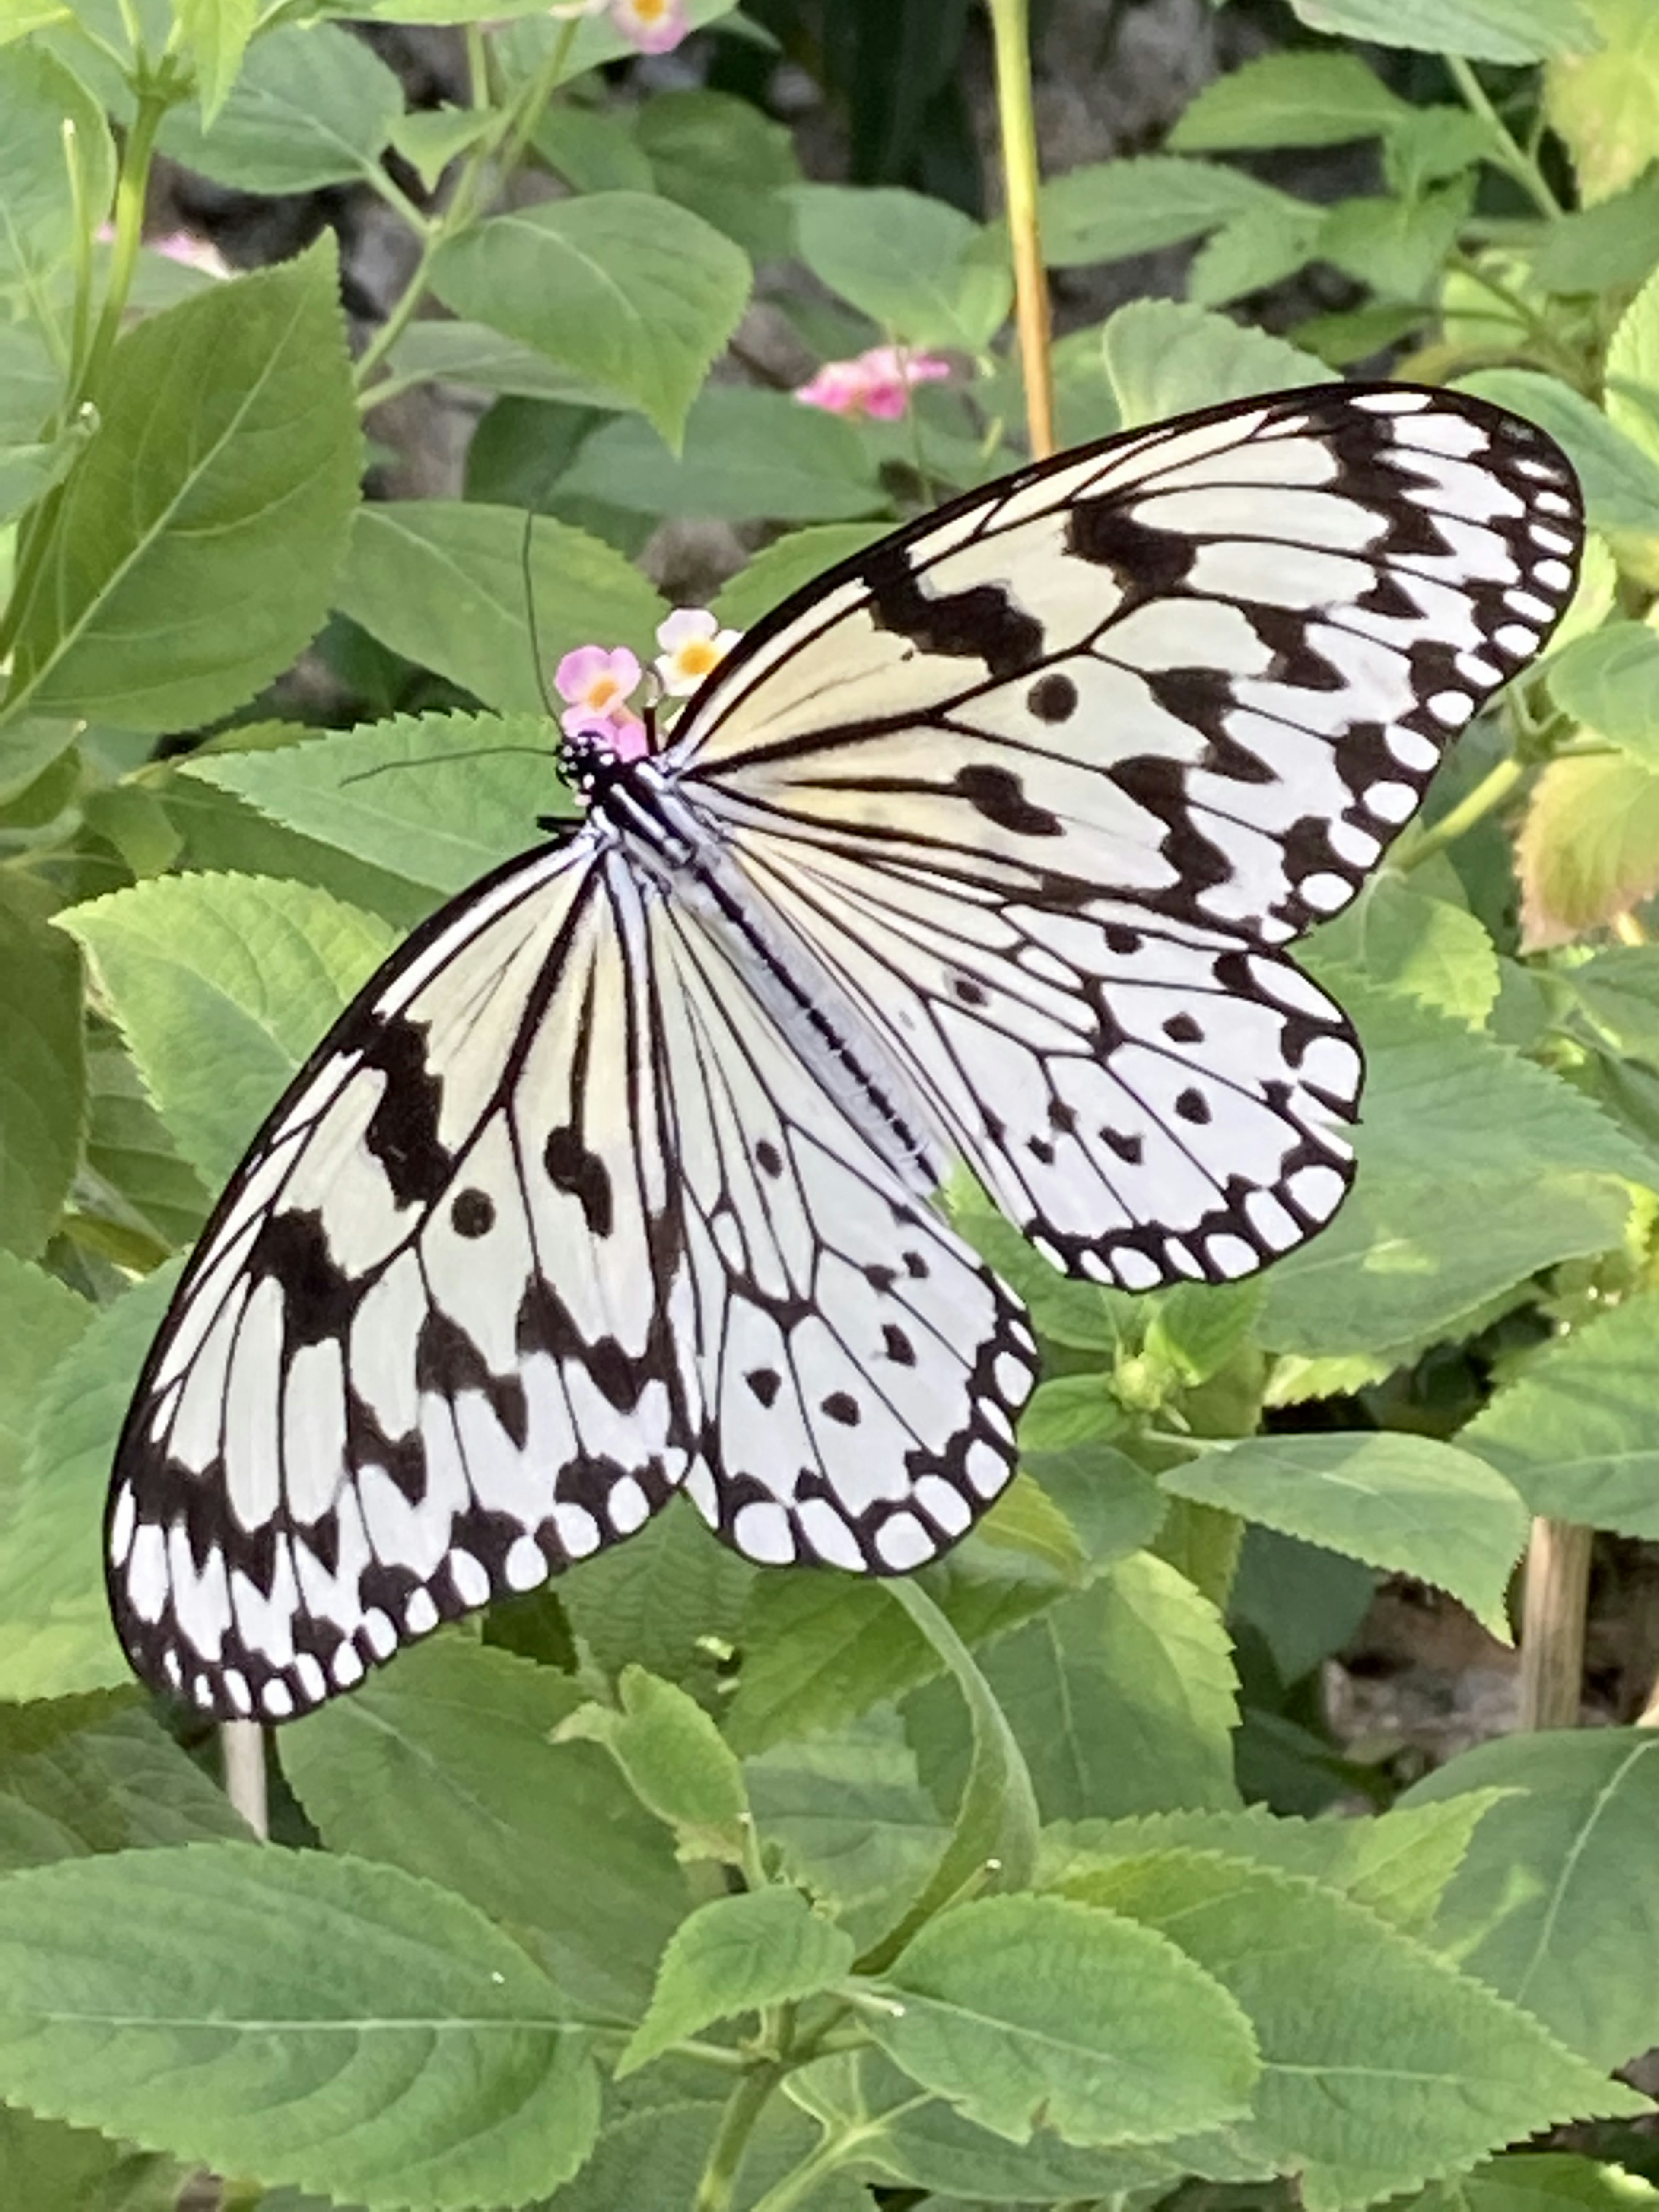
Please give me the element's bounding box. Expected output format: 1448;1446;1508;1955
332;502;661;717
1459;369;1659;537
1564;942;1659;1061
1548;623;1659;766
1409;1728;1659;2070
1607;262;1659;470
185;713;559;897
1290;0;1599;65
1161;1432;1529;1637
1230;1524;1376;1687
1307;874;1500;1027
1101;298;1328;428
0;1255;89;1512
5;237;362;731
0;1692;251;1869
0;49;116;300
62;874;394;1187
158;23;404;189
172;0;255;124
0;1842;600;2209
1533;173;1659;294
785;2045;1182;2203
1545;0;1659;204
386;319;632;408
0;901;82;1259
1186;201;1325;308
637;89;800;260
865;1893;1259;2147
0;1269;177;1702
1171;49;1409;149
566;1665;750;1864
389;103;496;193
620;1887;854;2073
1039;157;1305;267
78;1027;211;1263
1023;1442;1166;1563
1518;751;1659;947
279;1638;690;2018
913;1554;1239;1824
430;194;750;445
712;524;891;633
1319;181;1474;302
560;387;885;523
1062;1848;1640;2210
0;712;75;806
1259;981;1649;1355
745;1709;947;1955
1462;1292;1659;1535
726;1546;1061;1756
0;2104;183;2212
161;770;436;933
560;1495;754;1690
790;184;1010;350
1384;108;1500;196
1044;1794;1508;1940
1406;2153;1659;2208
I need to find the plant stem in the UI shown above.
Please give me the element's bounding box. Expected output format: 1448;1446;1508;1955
744;2132;858;2212
1518;1516;1592;1730
220;1720;269;1837
1448;57;1562;220
693;2058;786;2212
985;0;1053;457
75;86;169;410
1395;754;1525;871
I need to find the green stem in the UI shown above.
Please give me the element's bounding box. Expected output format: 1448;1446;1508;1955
984;0;1052;456
1395;755;1525;871
693;2059;787;2212
1449;56;1562;220
743;2132;858;2212
356;17;582;404
62;119;94;385
76;87;168;410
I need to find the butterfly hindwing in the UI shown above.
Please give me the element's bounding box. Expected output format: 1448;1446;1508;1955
646;891;1037;1570
705;832;1360;1289
667;385;1580;944
107;838;699;1721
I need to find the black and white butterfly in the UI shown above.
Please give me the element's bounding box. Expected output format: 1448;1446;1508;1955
107;383;1583;1723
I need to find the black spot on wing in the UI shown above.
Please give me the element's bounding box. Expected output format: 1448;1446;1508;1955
543;1125;614;1237
954;763;1063;836
861;541;1044;680
249;1211;354;1346
1068;502;1195;594
362;1017;451;1209
1027;672;1078;722
451;1188;495;1238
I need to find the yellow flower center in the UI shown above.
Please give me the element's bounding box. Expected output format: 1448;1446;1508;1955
677;640;718;675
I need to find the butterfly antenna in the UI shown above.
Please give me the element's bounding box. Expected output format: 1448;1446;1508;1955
521;507;558;721
338;746;550;789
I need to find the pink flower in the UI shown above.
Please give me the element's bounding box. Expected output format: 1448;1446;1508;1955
151;230;233;280
555;644;641;720
563;703;650;762
795;344;952;421
544;0;688;52
655;607;741;698
611;0;687;51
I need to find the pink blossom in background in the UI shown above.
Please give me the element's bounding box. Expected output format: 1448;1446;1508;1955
611;0;688;51
152;231;233;280
543;0;689;52
795;344;952;421
655;607;741;698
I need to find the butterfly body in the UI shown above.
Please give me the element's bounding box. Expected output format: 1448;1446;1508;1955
106;385;1584;1721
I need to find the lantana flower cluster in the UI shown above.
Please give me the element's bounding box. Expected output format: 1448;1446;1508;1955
795;344;951;421
555;608;741;760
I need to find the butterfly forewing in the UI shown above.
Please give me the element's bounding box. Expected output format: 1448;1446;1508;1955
108;838;701;1721
667;386;1580;943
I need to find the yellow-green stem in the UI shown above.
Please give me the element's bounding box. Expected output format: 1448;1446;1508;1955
985;0;1052;457
1396;754;1525;871
1448;57;1562;220
75;89;168;411
693;2058;787;2212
